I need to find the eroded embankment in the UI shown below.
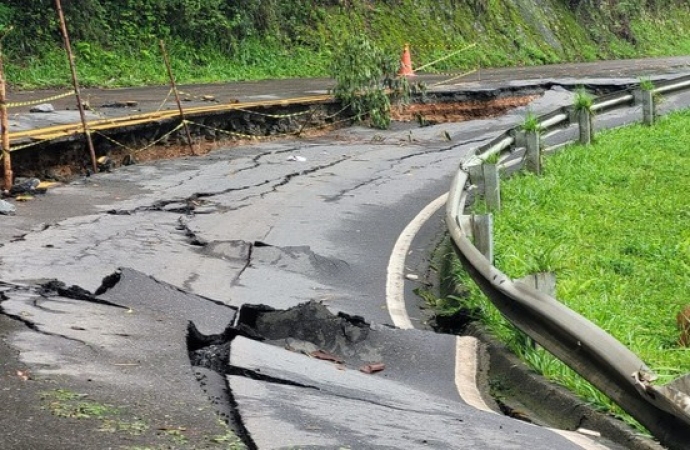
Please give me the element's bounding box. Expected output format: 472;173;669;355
7;86;549;181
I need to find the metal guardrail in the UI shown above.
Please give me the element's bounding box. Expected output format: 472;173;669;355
445;76;690;449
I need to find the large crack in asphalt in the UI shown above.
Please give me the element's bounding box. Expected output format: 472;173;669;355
187;300;373;449
0;268;608;449
1;272;367;450
184;300;589;449
106;154;351;218
322;135;490;203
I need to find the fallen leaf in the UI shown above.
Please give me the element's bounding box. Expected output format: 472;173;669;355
359;363;385;374
309;350;343;364
37;181;60;189
16;370;30;381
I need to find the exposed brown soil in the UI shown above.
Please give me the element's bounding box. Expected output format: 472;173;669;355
7;95;538;183
391;95;540;123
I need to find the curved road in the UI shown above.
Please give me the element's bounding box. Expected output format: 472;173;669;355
0;58;689;449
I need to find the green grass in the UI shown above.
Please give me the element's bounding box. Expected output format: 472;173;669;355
521;110;542;133
443;109;690;430
5;40;331;89
573;87;594;112
5;2;690;89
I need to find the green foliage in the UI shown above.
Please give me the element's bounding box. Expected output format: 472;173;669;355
2;1;690;88
521;110;542;133
573;87;594;112
484;152;501;165
639;77;655;91
42;389;119;419
330;34;406;129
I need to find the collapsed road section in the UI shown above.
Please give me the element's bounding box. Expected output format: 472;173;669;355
1;270;609;449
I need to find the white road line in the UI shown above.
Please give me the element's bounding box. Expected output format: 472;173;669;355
386;193;611;450
548;429;612;450
386;192;448;329
455;336;495;412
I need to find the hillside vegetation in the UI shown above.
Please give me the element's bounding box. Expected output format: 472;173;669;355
1;0;690;88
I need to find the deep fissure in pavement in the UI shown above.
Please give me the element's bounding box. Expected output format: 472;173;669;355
187;300;375;448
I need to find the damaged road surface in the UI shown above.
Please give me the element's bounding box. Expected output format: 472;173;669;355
0;269;238;449
1;271;587;450
2;75;689;449
213;302;585;449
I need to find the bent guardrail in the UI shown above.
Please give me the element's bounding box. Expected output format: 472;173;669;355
445;75;690;449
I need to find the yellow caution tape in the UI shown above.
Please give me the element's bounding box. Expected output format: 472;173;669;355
414;43;477;72
9;140;43;152
6;94;346;156
429;69;478;88
5;90;76;108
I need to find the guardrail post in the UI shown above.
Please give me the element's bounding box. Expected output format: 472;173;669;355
465;158;483;187
471;214;494;263
517;272;557;297
578;109;592;145
641;89;655;126
524;130;541;175
483;163;501;211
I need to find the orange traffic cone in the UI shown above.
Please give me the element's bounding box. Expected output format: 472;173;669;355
398;44;415;77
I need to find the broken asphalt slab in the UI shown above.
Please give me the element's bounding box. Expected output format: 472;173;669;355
0;268;237;449
212;302;616;449
226;334;575;449
0;272;583;449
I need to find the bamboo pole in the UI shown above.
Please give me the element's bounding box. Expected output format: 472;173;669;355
0;43;12;191
54;0;98;174
159;40;196;156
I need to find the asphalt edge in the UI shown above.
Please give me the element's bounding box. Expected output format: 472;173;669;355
464;322;666;450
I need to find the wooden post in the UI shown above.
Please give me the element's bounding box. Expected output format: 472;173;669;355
471;214;494;264
578;108;592;145
483;163;501;211
524;130;541;175
159;40;196;156
54;0;98;174
641;89;655;126
0;43;12;191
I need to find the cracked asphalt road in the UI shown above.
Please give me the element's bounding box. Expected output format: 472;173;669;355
1;59;690;449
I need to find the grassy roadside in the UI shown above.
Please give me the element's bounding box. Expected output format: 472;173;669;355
437;109;690;430
4;1;690;89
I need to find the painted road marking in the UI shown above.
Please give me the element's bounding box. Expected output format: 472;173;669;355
386;193;611;450
386;192;448;329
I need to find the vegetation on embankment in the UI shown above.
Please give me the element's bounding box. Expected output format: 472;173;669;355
1;0;690;89
438;109;690;430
